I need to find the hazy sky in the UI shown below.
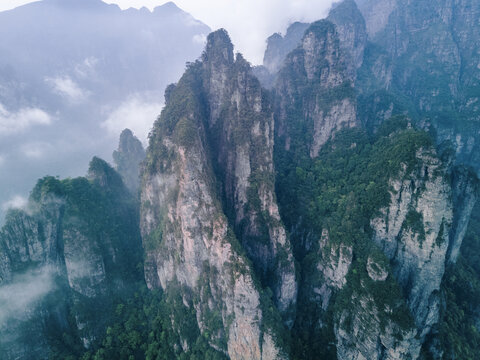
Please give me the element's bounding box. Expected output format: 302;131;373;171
0;0;336;63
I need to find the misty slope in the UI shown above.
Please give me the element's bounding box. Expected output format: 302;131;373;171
0;157;143;359
0;0;210;222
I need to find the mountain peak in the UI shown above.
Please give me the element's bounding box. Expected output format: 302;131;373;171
88;156;125;190
113;129;145;193
153;1;190;17
158;1;180;10
202;29;234;65
304;19;337;40
262;21;310;74
329;0;365;23
42;0;108;9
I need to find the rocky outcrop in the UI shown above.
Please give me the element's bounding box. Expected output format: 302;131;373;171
275;20;359;158
366;256;389;281
313;230;353;310
371;147;453;340
327;0;367;77
355;0;398;39
447;166;478;264
141;29;292;358
335;290;421;360
257;0;367;88
113;128;146;194
263;22;310;75
201;30;297;318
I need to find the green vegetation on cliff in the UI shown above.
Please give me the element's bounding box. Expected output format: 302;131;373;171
276;118;430;358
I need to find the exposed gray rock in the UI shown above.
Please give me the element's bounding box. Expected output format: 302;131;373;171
335;292;421;360
201;30;297;320
355;0;397;39
113;128;146;194
314;230;353;310
275;20;359;158
328;0;368;77
63;228;106;298
141;30;290;358
447;166;478;264
357;0;480;175
371;147;453;339
263;22;310;75
366;257;388;281
0;158;142;358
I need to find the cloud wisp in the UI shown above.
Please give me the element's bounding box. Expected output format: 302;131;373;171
20;142;53;159
0;104;52;136
2;195;28;212
45;76;89;103
0;266;56;327
101;94;164;144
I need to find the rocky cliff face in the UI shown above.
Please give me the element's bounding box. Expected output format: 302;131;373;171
335;283;421;360
201;31;297;318
356;0;480;175
141;29;294;359
113;129;146;194
0;158;142;359
327;0;367;77
447;166;479;264
275;20;359;158
329;141;478;360
371;147;453;340
263;22;310;75
356;0;398;39
328;141;469;360
253;22;310;89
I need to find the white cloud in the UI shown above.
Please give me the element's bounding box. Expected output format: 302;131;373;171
0;104;52;136
75;57;99;78
21;142;52;159
0;266;56;327
192;33;207;45
101;95;163;144
2;195;28;212
45;76;88;103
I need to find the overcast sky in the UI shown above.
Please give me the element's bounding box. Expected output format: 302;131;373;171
0;0;336;64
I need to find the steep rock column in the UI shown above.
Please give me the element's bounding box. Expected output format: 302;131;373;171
327;0;368;77
201;30;297;319
313;230;353;311
141;55;287;359
113;128;146;194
